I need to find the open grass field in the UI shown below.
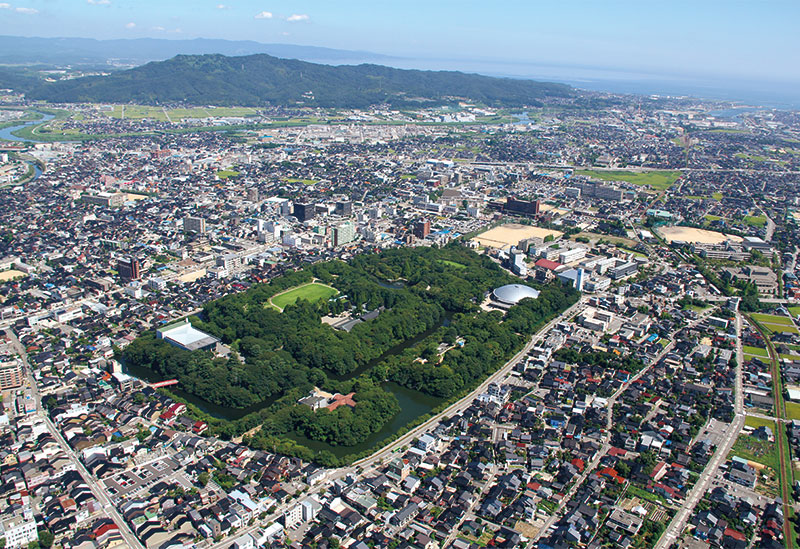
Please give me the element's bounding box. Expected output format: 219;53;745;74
729;432;779;470
785;401;800;421
472;223;562;250
101;105;258;122
285;178;318;185
269;282;337;311
437;259;467;270
789;307;800;318
744;346;770;358
746;415;777;430
743;215;768;227
216;170;240;179
574;169;681;192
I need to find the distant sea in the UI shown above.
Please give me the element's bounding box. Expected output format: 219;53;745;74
316;56;800;109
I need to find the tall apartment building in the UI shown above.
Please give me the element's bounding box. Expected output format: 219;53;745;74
333;222;355;247
0;358;23;390
413;219;431;239
117;256;141;281
183;216;207;234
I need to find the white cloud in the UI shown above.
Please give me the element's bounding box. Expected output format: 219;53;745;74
15;6;38;13
286;13;308;22
216;4;228;9
87;0;111;5
125;22;136;28
254;11;272;19
0;3;11;8
152;26;165;31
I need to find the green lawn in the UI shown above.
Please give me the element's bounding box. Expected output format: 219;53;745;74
217;169;240;179
743;215;767;227
786;401;800;421
744;346;770;358
574;169;681;192
788;307;800;317
270;283;337;310
711;192;724;200
746;415;777;430
437;259;467;270
286;178;318;185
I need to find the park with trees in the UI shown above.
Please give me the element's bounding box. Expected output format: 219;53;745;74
122;244;579;465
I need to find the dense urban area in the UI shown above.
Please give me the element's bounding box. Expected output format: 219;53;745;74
1;84;800;549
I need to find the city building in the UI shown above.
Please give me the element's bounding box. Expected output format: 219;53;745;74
505;197;541;216
183;216;207;234
335;200;352;216
156;319;221;352
0;358;23;390
81;191;126;208
117;256;141;281
0;513;38;548
333;222;356;247
413;219;431;239
293;202;316;222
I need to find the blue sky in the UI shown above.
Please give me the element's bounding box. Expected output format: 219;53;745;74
1;0;798;83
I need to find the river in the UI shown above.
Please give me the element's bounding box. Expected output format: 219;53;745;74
0;111;55;143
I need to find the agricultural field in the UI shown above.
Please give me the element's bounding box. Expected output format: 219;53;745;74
268;282;338;311
785;401;800;421
751;313;799;334
101;104;259;122
743;345;769;358
574;169;681;192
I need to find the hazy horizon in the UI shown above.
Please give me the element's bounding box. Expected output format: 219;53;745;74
1;0;797;88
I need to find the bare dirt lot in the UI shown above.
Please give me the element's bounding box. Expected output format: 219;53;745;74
472;223;563;249
657;225;743;244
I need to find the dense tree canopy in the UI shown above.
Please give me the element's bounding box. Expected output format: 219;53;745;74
123;244;578;455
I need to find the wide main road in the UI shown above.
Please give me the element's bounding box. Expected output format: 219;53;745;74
5;329;145;549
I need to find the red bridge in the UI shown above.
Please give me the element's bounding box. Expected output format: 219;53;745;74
150;379;179;388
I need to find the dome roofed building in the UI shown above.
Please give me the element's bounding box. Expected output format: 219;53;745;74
492;284;540;306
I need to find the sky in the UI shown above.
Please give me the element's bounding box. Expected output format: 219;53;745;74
1;0;798;84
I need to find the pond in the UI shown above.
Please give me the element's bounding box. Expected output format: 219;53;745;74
287;382;442;458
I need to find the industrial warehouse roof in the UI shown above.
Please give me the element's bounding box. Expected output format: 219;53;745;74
492;284;540;305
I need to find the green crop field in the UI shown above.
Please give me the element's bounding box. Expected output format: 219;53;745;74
751;313;795;326
269;283;337;310
574;169;681;192
743;346;769;358
785;402;800;421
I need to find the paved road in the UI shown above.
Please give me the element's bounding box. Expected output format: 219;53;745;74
655;310;746;548
5;329;145;549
